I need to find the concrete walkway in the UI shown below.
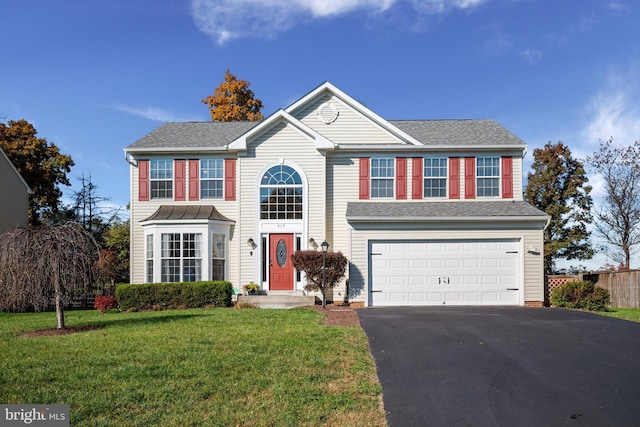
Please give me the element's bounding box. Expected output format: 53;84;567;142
358;306;640;427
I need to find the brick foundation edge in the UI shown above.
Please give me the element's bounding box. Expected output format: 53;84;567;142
525;301;543;307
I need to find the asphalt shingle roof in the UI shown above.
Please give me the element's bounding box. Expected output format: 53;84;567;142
125;118;524;152
346;201;548;221
125;122;259;151
390;119;525;146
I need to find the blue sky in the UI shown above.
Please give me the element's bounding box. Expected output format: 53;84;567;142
2;0;639;268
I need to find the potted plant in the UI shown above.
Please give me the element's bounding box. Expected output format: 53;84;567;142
243;282;259;295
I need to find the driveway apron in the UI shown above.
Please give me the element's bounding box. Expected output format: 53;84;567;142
358;306;640;427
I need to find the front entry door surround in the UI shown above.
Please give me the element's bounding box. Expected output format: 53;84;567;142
269;233;294;290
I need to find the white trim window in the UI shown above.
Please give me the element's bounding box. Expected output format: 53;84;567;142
145;234;154;283
423;157;447;198
201;159;223;199
260;165;303;220
211;233;225;280
371;157;394;198
161;233;202;282
150;159;173;199
477;157;500;197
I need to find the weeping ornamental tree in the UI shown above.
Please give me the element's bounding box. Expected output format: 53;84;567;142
0;223;100;328
291;250;348;309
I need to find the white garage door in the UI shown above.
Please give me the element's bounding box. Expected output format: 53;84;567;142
370;239;521;306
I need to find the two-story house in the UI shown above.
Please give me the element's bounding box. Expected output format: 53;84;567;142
125;82;548;307
0;146;31;235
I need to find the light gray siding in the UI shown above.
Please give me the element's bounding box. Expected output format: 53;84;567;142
0;150;29;234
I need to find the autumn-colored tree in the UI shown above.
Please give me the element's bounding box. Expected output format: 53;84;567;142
201;70;264;122
0;119;74;226
524;141;594;274
586;138;640;268
291;250;348;308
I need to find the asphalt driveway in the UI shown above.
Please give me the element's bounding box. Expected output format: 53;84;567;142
358;306;640;427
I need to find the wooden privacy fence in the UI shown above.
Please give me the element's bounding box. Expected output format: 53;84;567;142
548;271;640;308
583;271;640;309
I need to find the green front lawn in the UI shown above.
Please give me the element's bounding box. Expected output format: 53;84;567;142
596;307;640;322
0;308;386;426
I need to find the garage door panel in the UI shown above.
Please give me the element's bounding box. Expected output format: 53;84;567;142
370;239;521;306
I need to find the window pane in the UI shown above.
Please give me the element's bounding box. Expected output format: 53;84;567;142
161;259;180;283
212;259;225;281
201;159;223;199
371;158;394;198
477;157;500;197
260;165;303;219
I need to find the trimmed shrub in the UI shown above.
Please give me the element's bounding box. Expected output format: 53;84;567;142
94;296;119;313
116;281;232;311
550;280;610;311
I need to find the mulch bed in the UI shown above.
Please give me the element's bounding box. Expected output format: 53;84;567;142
20;325;105;338
303;304;361;326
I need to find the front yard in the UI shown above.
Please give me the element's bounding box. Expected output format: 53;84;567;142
595;307;640;322
0;308;386;426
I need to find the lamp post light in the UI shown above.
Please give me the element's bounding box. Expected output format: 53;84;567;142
321;240;329;309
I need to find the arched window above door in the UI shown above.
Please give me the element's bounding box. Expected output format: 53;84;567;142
260;165;303;220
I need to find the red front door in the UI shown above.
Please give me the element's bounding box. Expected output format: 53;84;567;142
269;234;294;290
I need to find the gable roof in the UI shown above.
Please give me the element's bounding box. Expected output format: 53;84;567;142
124;82;527;154
0;146;32;194
286;81;422;146
227;109;334;151
346;201;548;223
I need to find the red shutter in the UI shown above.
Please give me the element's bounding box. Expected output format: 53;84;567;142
464;157;476;199
412;158;423;199
189;160;199;201
396;158;407;200
138;160;149;201
359;158;370;200
224;158;236;201
501;156;513;199
449;157;460;199
175;160;185;201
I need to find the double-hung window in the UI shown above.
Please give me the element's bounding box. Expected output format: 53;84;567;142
371;158;395;198
161;233;202;282
477;157;500;197
423;157;447;198
150;159;173;199
211;233;225;280
201;159;223;199
145;234;154;283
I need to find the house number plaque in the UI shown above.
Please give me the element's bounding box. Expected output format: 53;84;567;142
276;240;287;267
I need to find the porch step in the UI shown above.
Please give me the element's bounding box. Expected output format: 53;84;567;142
237;294;317;309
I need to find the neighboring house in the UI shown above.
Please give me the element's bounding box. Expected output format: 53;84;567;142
0;146;31;235
124;82;549;307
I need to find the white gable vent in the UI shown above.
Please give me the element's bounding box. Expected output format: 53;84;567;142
317;102;339;124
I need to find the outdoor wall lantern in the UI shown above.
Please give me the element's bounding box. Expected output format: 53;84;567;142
247;238;257;256
308;237;318;250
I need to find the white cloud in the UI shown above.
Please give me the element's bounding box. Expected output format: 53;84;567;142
190;0;490;44
113;105;204;122
582;69;640;146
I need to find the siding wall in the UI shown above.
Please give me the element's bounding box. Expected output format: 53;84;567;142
294;93;403;145
0;152;29;234
238;120;326;288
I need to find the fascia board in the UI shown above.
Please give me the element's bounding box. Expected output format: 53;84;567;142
285;82;423;146
124;146;229;155
335;144;527;152
346;215;549;223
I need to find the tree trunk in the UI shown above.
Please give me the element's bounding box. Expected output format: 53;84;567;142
322;288;327;309
55;291;65;329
